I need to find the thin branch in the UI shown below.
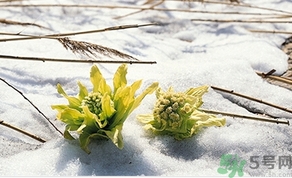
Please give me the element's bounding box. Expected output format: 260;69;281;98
0;77;64;136
0;120;46;143
256;71;292;85
176;0;292;15
0;23;158;42
0;18;49;29
0;3;284;17
247;29;292;35
210;85;292;114
114;0;165;19
199;109;289;125
190;18;292;23
0;54;157;64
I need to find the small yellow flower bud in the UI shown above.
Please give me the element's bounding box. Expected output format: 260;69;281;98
172;102;179;110
171;122;179;129
81;92;103;116
160;111;168;120
182;103;192;114
165;106;172;114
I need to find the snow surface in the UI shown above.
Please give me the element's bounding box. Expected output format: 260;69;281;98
1;0;292;177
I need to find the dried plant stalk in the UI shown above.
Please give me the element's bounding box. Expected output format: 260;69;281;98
211;85;292;114
199;109;289;125
0;23;157;42
0;77;63;136
0;120;46;143
0;54;156;64
115;0;165;19
256;71;292;85
247;29;292;35
57;37;139;61
0;18;48;29
190;18;292;23
182;0;292;15
2;3;284;17
182;0;239;3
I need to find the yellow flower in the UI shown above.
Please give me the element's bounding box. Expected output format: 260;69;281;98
137;85;226;140
51;64;158;153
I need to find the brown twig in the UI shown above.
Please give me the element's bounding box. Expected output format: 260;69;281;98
175;0;292;15
0;54;157;64
114;0;165;19
0;23;158;42
199;109;289;125
0;120;46;143
0;18;49;29
256;71;292;85
0;3;282;16
210;85;292;114
247;29;292;35
190;18;292;23
0;77;64;136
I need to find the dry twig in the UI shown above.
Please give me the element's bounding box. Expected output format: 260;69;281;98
0;120;46;143
0;3;281;16
190;18;292;24
0;77;63;136
0;18;48;29
0;54;156;64
247;29;292;35
256;71;292;86
199;109;289;125
0;23;158;42
114;0;165;19
211;85;292;115
177;0;292;15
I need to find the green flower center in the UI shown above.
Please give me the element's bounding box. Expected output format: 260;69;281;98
153;91;193;129
82;92;103;116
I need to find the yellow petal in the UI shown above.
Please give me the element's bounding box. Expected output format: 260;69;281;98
56;83;81;109
90;65;111;94
103;124;124;149
77;81;88;101
101;93;116;118
129;82;159;114
113;63;127;94
136;114;154;124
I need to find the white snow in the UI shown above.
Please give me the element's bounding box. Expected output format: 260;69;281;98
1;0;292;177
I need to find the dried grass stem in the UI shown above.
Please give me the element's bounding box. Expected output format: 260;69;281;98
191;18;292;23
256;71;292;85
0;120;46;143
0;23;157;42
0;77;63;136
0;54;156;64
199;109;289;125
211;85;292;114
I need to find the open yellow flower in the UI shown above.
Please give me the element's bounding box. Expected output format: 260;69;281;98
137;85;226;140
51;64;158;153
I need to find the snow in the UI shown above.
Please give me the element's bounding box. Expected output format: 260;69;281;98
1;0;292;177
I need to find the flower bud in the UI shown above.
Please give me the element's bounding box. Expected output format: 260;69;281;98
81;92;103;116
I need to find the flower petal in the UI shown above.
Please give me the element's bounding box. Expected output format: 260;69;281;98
58;108;84;125
129;82;159;114
77;81;88;101
90;65;111;94
56;83;81;110
136;114;154;124
103;124;124;149
113;63;127;94
185;85;209;108
101;93;116;119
